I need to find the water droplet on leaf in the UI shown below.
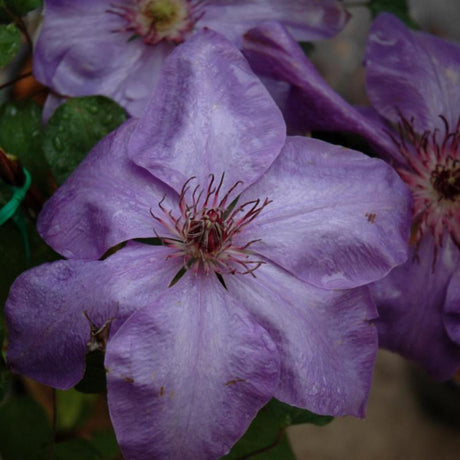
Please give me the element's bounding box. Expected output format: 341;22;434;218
53;136;63;151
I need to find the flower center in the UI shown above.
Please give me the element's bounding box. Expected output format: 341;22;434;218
146;0;178;25
150;174;270;284
393;116;460;249
107;0;204;45
431;164;460;201
186;208;227;254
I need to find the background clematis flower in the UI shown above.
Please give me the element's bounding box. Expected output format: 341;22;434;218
34;0;350;118
7;30;411;459
242;13;460;380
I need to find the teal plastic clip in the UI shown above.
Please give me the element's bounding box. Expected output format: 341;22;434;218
0;168;31;259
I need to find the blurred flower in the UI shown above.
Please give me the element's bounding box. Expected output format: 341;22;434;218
242;13;460;379
34;0;349;118
8;30;410;458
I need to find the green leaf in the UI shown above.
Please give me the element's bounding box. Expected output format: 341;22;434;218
56;388;97;431
0;213;58;306
91;431;122;460
0;352;10;403
264;398;333;427
0;396;52;460
54;439;101;460
223;402;294;460
75;350;107;394
223;398;332;459
0;301;4;343
224;431;294;460
367;0;419;28
0;100;57;306
0;211;27;306
0;178;58;304
0;101;43;155
0;100;49;195
1;0;42;17
0;23;20;68
0;4;8;23
43;96;127;184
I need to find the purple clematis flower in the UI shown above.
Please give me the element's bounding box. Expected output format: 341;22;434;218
34;0;349;118
8;31;410;458
242;14;460;380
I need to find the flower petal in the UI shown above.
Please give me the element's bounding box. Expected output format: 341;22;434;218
413;31;460;129
38;120;175;260
242;22;396;156
226;262;378;417
128;29;286;194
444;267;460;348
35;0;171;116
42;92;64;123
106;272;280;459
372;236;460;380
199;0;349;45
112;44;172;117
36;0;133;93
243;136;411;289
5;244;179;389
365;13;460;132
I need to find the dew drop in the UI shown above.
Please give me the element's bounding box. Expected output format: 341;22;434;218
103;112;113;125
87;105;99;114
53;136;63;151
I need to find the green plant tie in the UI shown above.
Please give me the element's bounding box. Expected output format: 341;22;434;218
0;168;31;259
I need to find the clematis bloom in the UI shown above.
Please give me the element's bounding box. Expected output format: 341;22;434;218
7;31;411;458
34;0;349;118
242;14;460;380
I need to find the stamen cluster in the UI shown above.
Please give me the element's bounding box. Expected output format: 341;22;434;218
393;116;460;250
151;174;271;280
107;0;205;45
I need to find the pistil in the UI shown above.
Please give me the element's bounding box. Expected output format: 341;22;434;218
150;174;270;282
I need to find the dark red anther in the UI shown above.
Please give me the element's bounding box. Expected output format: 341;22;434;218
150;173;270;277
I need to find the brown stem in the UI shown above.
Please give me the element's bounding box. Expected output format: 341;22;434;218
0;71;33;91
17;14;33;51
